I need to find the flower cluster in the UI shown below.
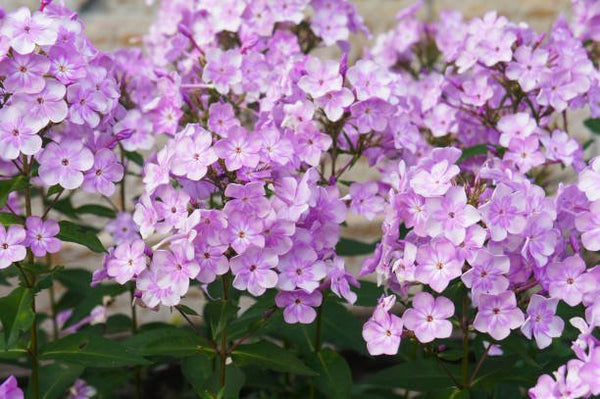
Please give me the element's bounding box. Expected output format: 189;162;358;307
96;0;379;324
355;2;600;396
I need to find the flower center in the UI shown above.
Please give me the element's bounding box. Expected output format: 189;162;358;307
492;308;500;315
61;159;69;166
426;315;434;322
1;243;8;249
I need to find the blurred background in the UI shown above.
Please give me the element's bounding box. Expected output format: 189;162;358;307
5;0;572;51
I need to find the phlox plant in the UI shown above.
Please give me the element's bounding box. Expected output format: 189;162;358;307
0;0;599;398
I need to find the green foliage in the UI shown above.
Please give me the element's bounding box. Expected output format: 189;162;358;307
336;237;378;256
36;363;84;399
306;349;353;399
584;118;600;134
231;341;316;375
57;220;106;253
0;176;28;208
0;287;35;348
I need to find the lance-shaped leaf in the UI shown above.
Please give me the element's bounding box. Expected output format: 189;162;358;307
57;220;106;253
0;287;35;348
231;341;317;376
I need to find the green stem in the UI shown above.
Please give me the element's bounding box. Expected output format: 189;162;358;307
47;254;59;341
460;295;469;389
314;304;323;352
219;275;230;389
23;155;39;399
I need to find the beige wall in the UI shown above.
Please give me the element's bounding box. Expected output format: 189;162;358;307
4;0;572;50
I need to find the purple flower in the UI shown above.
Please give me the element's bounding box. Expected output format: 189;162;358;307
171;126;217;181
38;140;94;190
348;181;385;221
295;122;332;167
529;361;590;399
24;216;61;257
106;239;147;284
497;113;537;148
105;212;139;245
314;88;354;122
0;375;23;399
580;348;600;396
362;303;403;355
425;186;480;245
424;103;457;138
213;126;262;171
504;136;545;173
0;225;26;269
403;292;454;343
479;184;527;241
275;289;323;324
202;48;242;94
409;159;460;198
48;46;86;84
0;52;50;94
226;211;264;254
13;80;68;126
415;238;463;293
521;294;564;349
461;249;509;302
230;246;278;296
506;46;549;92
392;242;417;283
153;246;200;296
195;241;229;284
136;265;179;308
547;255;595;307
0;105;43;160
208;102;240;137
67;379;97;399
350;98;395;133
278;245;327;292
0;7;57;54
82;149;124;197
328;257;359;304
520;215;558;267
575;200;600;251
298;56;342;98
473;291;524;340
346;59;391;101
578;156;600;201
67;83;106;128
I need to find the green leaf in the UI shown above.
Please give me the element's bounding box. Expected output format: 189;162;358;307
458;144;489;163
204;298;239;340
47;184;63;196
40;332;151;367
307;349;352;399
57;220;106;253
0;176;27;209
0;287;35;348
0;212;23;226
75;204;117;219
321;299;367;355
176;304;199;316
336;238;377;256
584;118;600;134
231;341;316;376
181;354;215;397
353;280;381;307
125;151;144;167
50;196;80;220
125;326;215;358
37;363;84;399
360;359;460;392
63;284;126;328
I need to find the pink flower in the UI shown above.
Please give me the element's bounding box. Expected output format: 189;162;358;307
521;295;564;349
0;225;26;269
13;80;68;126
580;347;600;395
504;136;545;173
547;255;595;307
506;46;549;92
479;184;527;241
350;98;395;133
578;156;600;201
275;289;323;324
171;127;217;181
520;215;558;267
348;181;385;221
0;105;44;160
473;291;524;340
497;113;537;148
24;216;61;257
461;249;509;302
295;122;332;167
226;211;264;254
38;140;94;190
328;257;359;304
298;56;342;98
409;159;460;198
213;126;262;171
106;239;147;284
0;375;23;399
153;246;200;296
0;52;50;94
230;246;278;296
314;88;354;122
202;48;242;94
194;241;229;284
403;292;454;343
392;242;417;283
575;200;600;251
67;83;106;128
529;361;590;398
346;59;391;101
0;7;57;55
415;238;463;293
82;149;124;197
278;245;327;292
208;102;239;137
362;304;403;355
424;103;457;138
425;186;480;245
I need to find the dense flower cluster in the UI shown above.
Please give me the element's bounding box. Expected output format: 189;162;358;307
0;2;126;266
357;2;600;397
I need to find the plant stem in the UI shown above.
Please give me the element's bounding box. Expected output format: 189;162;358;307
314;304;323;352
46;254;59;341
469;343;492;386
219;275;230;389
460;294;469;389
23;155;39;399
